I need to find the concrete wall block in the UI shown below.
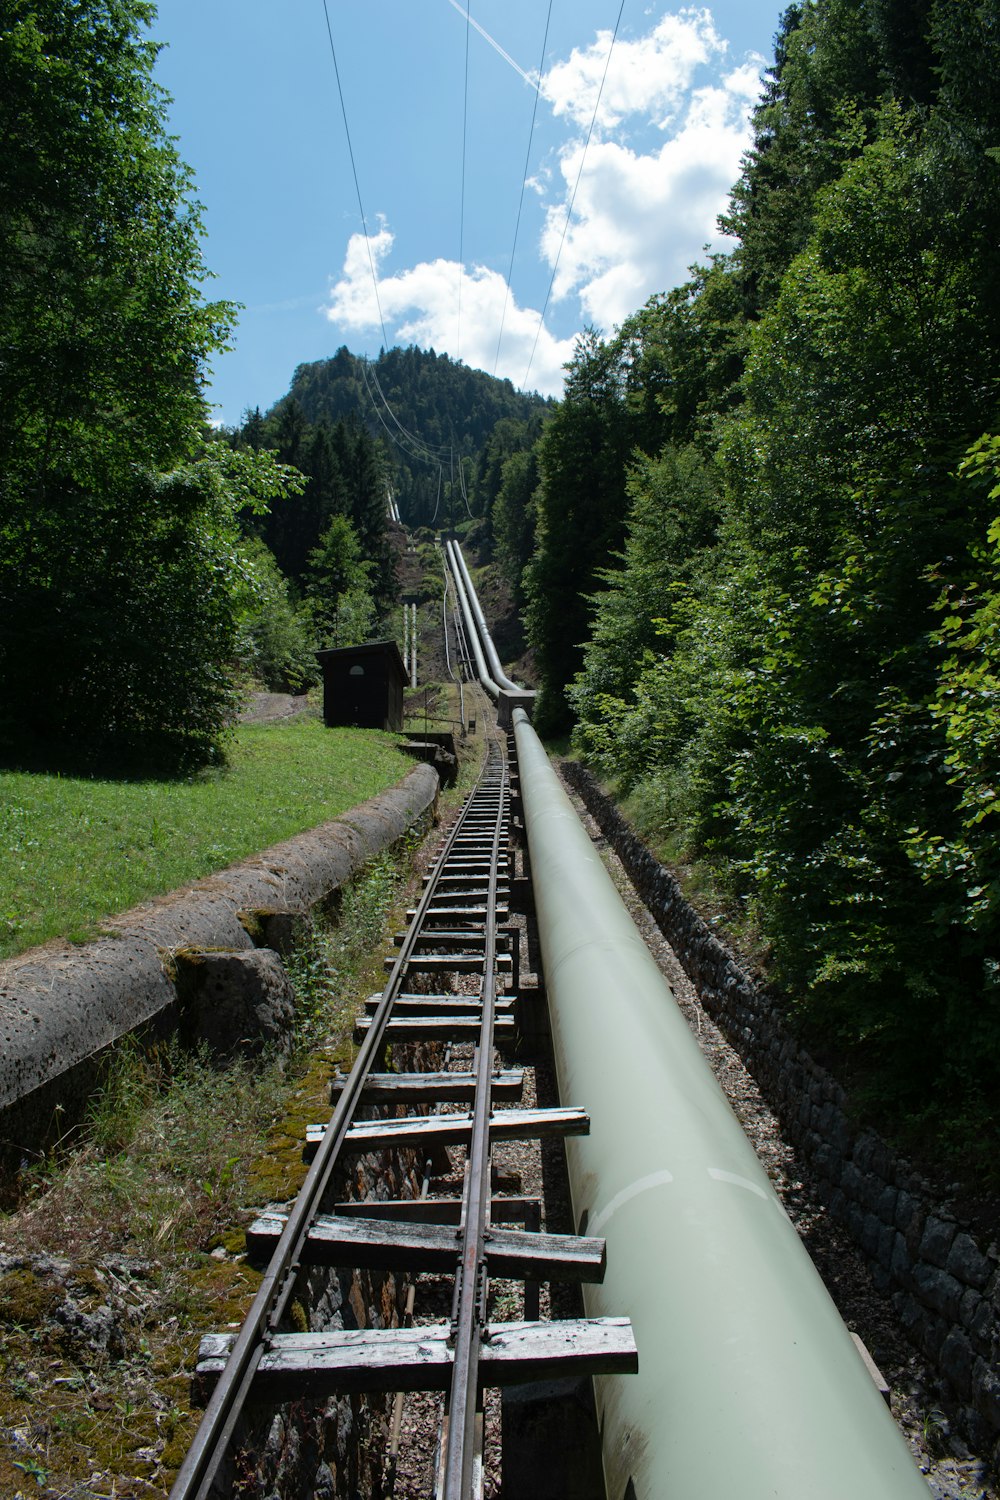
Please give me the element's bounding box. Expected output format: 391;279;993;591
970;1293;995;1348
939;1328;975;1398
919;1311;949;1362
175;947;295;1060
878;1185;899;1225
972;1359;1000;1427
860;1171;886;1214
891;1232;912;1284
853;1133;876;1172
830;1113;853;1156
898;1292;924;1338
860;1211;882;1259
841;1161;863;1200
876;1220;897;1271
895;1189;921;1237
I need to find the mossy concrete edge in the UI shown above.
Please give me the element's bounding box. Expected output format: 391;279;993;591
0;763;439;1153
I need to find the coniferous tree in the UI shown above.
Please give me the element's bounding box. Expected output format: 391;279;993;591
0;0;297;768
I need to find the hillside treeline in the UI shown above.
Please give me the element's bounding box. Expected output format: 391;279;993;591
272;345;550;528
0;0;311;770
0;0;544;769
224;349;549;691
496;0;1000;1149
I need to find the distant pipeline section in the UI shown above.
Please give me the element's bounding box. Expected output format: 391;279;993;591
447;546;928;1497
443;540;535;726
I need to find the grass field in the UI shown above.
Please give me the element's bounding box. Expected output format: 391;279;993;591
0;717;410;961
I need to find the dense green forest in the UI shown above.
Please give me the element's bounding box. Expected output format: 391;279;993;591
495;0;1000;1156
0;1;542;765
266;345;549;530
0;0;303;770
7;0;999;1157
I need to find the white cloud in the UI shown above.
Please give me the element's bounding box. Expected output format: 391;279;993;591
542;52;762;329
325;226;575;397
543;7;727;133
322;10;765;391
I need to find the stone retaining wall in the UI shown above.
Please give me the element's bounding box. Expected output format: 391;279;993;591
561;760;1000;1467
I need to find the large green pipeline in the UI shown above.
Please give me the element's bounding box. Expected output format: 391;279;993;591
511;709;928;1500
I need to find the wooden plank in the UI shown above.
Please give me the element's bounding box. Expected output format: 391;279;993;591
384;954;514;973
418;888;507;903
330;1069;524;1105
407;906;508;921
328;1195;539;1225
196;1317;637;1397
394;934;513;955
352;1015;517;1044
246;1212;606;1282
363;995;514;1017
305;1105;589;1158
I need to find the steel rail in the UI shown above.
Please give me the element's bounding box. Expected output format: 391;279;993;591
169;747;507;1500
442;739;507;1498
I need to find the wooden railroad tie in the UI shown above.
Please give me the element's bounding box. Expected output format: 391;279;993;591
303;1105;589;1160
329;1067;525;1106
246;1210;606;1281
196;1318;637;1398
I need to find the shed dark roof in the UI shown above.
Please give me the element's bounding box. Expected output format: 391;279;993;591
315;639;406;676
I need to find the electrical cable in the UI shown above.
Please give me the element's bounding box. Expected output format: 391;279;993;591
320;0;390;355
359;358;443;470
522;0;627;392
493;0;553;377
367;359;450;456
320;1;457;487
457;0;471;361
362;356;450;464
457;453;473;518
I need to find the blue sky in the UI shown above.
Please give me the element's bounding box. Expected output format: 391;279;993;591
152;2;784;426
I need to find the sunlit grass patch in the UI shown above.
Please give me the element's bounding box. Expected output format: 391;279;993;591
0;717;408;960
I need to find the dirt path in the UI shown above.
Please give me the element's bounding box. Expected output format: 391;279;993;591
237;692;314;725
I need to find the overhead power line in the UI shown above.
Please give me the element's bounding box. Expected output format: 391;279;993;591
494;0;553;377
458;0;471;362
367;357;450;459
320;0;389;355
360;357;450;470
522;0;627;393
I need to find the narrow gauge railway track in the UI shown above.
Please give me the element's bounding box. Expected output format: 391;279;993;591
170;720;636;1500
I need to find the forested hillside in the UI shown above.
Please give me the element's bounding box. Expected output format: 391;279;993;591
270;345;550;528
500;0;1000;1159
0;0;301;770
221;348;548;691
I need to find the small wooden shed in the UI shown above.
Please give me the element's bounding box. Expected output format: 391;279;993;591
315;641;407;732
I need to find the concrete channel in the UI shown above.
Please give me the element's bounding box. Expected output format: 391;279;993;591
0;763;439;1179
